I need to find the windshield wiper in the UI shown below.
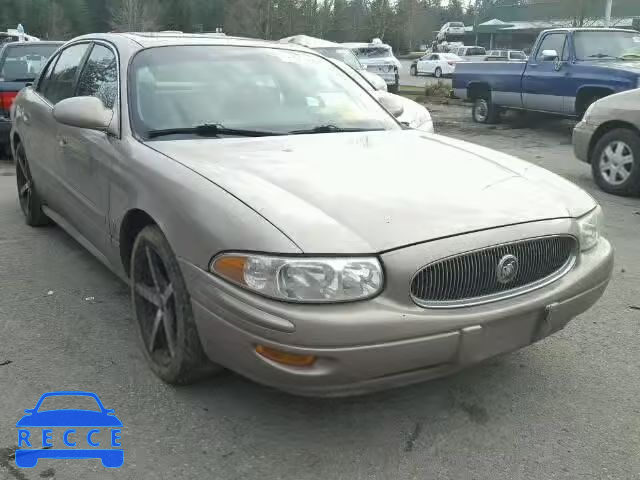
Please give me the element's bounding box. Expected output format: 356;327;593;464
147;123;283;139
289;124;384;135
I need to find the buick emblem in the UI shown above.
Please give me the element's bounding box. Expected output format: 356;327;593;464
496;254;519;284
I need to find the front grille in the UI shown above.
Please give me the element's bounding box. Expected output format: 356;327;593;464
410;235;577;308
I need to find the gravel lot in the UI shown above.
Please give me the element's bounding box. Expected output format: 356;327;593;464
1;104;639;480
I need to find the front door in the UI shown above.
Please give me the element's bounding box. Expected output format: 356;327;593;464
55;42;119;254
418;54;438;74
522;32;569;113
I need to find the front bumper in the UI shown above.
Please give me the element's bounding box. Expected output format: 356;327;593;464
573;120;597;163
180;224;613;397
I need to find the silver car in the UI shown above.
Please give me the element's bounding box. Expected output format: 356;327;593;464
11;33;613;396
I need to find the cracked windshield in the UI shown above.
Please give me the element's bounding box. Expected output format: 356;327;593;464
0;0;638;479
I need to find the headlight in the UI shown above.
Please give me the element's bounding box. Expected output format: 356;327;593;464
577;206;603;251
210;253;384;302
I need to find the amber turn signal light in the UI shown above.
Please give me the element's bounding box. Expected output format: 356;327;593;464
255;345;316;367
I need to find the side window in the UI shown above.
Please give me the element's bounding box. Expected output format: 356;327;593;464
535;34;568;62
36;54;58;93
429;54;438;61
44;43;90;104
77;44;118;110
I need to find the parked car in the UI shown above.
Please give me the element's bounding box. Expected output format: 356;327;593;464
342;40;401;93
11;32;612;396
486;50;527;61
280;35;434;132
573;89;640;196
410;52;463;78
453;45;487;61
0;41;62;156
453;28;640;124
436;22;466;42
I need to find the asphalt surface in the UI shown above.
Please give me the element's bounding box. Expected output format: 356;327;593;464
1;104;639;480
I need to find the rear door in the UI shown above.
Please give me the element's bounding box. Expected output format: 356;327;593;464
522;32;569;112
55;42;119;253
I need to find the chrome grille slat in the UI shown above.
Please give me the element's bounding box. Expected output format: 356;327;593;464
410;235;577;308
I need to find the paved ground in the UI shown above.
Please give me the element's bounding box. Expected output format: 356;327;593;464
1;105;639;480
399;59;452;89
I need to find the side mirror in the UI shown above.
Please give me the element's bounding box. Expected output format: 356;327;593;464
53;96;113;131
361;71;387;91
541;49;559;61
375;91;404;118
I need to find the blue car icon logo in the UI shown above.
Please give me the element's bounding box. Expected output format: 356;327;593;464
15;391;123;468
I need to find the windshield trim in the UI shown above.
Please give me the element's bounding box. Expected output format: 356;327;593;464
127;44;401;142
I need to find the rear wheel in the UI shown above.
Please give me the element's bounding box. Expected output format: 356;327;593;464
472;95;499;124
15;143;50;226
434;67;442;78
130;225;220;384
590;128;640;196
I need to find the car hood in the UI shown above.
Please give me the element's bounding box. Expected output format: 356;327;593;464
581;59;640;74
149;130;595;253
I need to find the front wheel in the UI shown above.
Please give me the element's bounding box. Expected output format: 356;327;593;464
15;143;50;226
472;96;499;124
130;225;221;384
410;65;417;76
590;128;640;196
388;82;399;94
434;67;442;78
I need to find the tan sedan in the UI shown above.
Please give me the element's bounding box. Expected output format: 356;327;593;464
573;88;640;196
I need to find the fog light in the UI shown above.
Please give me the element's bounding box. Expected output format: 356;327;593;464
255;345;316;367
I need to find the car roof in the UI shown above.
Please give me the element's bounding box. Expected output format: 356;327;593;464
1;40;63;48
69;32;314;53
542;27;638;33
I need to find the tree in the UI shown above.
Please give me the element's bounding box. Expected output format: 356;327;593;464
110;0;162;32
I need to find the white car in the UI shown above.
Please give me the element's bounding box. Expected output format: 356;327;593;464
486;49;527;61
342;41;401;93
454;45;487;61
436;22;465;42
410;52;463;78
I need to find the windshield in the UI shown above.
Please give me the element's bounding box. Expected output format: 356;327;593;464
0;43;60;81
352;46;392;59
129;46;398;138
574;31;640;60
315;47;363;71
465;47;486;56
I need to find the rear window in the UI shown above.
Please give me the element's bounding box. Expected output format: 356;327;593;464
465;47;486;56
352;47;392;59
0;44;60;81
450;22;464;27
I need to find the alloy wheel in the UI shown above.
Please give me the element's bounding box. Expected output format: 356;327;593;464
132;244;178;365
15;147;32;216
599;140;634;186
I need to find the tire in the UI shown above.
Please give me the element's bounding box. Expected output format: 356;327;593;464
590;128;640;196
388;83;399;94
15;142;50;226
472;95;499;124
410;65;417;76
130;225;221;384
434;67;442;78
